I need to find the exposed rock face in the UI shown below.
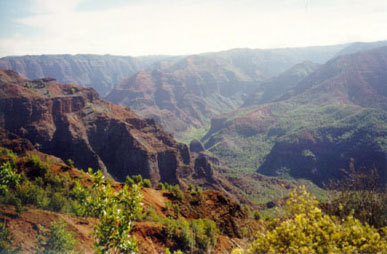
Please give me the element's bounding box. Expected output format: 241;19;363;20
0;55;170;96
0;128;36;154
0;69;247;201
189;139;204;153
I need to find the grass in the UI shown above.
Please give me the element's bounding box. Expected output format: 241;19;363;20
176;126;209;144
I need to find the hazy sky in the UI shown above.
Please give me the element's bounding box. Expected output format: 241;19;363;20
1;0;387;57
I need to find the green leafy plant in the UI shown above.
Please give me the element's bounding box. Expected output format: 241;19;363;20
157;182;165;190
76;169;143;253
0;162;20;195
162;217;218;253
36;219;77;254
171;185;184;201
67;159;75;169
143;179;152;188
245;186;387;254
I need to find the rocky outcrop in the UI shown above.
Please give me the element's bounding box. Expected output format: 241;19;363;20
189;139;204;153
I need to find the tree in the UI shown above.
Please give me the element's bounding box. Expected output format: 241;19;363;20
78;169;143;253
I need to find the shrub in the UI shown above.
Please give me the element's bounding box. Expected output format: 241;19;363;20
171;185;184;201
125;175;135;186
253;210;261;221
15;181;36;205
0;162;20;195
248;186;387;254
242;204;252;218
36;219;77;254
0;223;19;253
50;192;67;212
143;179;152;188
163;217;193;251
191;219;218;252
165;248;183;254
0;148;17;167
7;194;24;214
162;217;218;252
66;159;74;168
157;182;165;190
191;187;203;205
28;154;50;178
131;175;143;185
173;203;180;218
144;208;159;221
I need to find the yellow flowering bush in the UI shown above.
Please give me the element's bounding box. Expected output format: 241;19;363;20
248;186;387;254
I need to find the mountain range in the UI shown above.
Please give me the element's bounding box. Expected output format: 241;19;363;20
1;40;386;203
203;45;387;186
0;54;173;96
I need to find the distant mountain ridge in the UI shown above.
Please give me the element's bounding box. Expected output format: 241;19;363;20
0;54;172;96
243;61;321;107
106;44;352;138
0;43;352;139
202;46;387;186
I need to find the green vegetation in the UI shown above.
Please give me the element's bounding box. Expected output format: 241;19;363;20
36;219;77;254
157;182;166;190
72;169;143;253
142;184;218;253
177;126;209;144
204;102;387;177
0;151;143;253
253;210;261;220
0;162;20;195
0;223;19;254
125;174;153;188
233;186;387;254
23;80;46;89
201;100;386;206
158;217;218;253
0;153;77;214
170;185;184;201
323;167;387;228
143;179;152;188
66;159;74;169
0;148;17;166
